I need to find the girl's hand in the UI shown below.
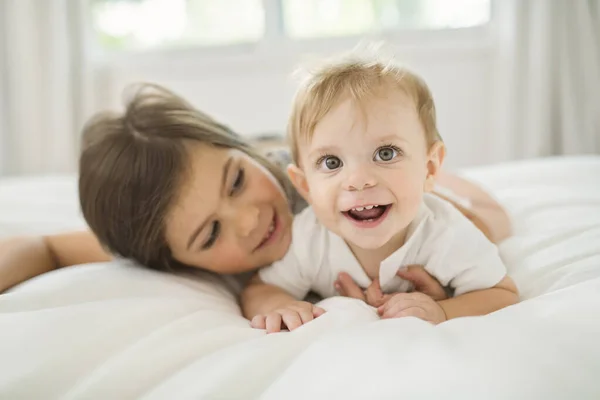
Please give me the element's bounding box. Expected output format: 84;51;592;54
250;301;325;334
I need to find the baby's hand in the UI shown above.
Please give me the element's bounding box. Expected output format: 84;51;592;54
378;292;447;324
335;272;392;307
335;265;449;307
396;265;449;301
250;301;325;334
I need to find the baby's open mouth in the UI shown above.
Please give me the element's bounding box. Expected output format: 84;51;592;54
343;204;391;222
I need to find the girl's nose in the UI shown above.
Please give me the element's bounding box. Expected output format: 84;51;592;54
234;204;260;237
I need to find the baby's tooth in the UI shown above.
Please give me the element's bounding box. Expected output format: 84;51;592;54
355;207;364;211
365;205;373;210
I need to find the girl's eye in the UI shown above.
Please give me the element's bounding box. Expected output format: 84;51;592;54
374;146;401;162
202;221;220;250
318;155;342;170
231;168;245;195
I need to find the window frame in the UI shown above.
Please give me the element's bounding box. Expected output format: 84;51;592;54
87;0;498;70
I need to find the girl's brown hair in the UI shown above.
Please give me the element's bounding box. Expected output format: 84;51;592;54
79;84;293;271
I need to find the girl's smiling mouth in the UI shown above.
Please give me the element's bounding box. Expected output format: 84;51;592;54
255;210;280;250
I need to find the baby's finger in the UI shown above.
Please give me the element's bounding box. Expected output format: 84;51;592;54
313;306;326;317
334;280;346;296
365;279;385;307
381;298;418;318
282;312;303;331
395;307;428;320
297;308;314;325
378;293;408;314
385;305;426;320
251;315;266;329
337;272;365;301
397;265;447;301
266;313;282;334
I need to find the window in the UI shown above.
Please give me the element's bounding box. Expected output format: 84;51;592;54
91;0;491;51
91;0;265;50
283;0;491;38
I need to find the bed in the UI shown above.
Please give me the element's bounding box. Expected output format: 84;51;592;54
1;156;599;399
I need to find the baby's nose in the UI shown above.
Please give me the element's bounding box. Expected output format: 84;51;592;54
344;167;377;191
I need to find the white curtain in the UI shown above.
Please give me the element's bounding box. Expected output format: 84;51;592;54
0;1;598;174
0;0;89;175
492;0;600;161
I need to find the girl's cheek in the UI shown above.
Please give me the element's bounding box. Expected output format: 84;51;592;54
216;252;252;273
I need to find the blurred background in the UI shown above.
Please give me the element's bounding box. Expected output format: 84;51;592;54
0;0;598;176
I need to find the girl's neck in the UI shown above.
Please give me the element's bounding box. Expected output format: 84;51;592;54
347;227;408;280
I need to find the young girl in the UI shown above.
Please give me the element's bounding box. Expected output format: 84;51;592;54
0;84;511;299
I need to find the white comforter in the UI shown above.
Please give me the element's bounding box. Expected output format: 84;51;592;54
1;156;600;399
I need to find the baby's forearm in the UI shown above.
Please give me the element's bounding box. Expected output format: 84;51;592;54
240;276;297;319
438;276;519;320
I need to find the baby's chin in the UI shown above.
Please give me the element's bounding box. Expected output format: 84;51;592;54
343;232;395;250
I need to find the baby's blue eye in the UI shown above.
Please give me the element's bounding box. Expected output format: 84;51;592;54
318;156;342;170
325;157;341;169
374;146;400;162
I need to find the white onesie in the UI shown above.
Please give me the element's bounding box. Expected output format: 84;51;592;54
259;194;507;300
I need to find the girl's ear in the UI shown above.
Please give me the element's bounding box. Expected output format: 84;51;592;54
287;164;310;201
424;141;446;192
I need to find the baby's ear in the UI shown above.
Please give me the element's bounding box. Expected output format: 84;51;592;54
424;141;446;192
287;164;310;201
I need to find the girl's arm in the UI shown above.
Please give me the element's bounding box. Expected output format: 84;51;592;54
0;231;111;293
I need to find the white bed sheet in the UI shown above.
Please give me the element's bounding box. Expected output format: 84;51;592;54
1;156;599;399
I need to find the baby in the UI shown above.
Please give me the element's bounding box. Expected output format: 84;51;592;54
242;49;518;333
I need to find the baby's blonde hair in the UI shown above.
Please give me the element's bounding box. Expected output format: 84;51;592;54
287;46;442;165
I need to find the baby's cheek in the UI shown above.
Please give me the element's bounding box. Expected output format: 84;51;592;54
399;185;424;208
308;187;341;231
392;175;425;211
310;197;337;226
307;178;335;207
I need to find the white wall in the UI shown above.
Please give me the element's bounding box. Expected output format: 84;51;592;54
92;30;497;169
